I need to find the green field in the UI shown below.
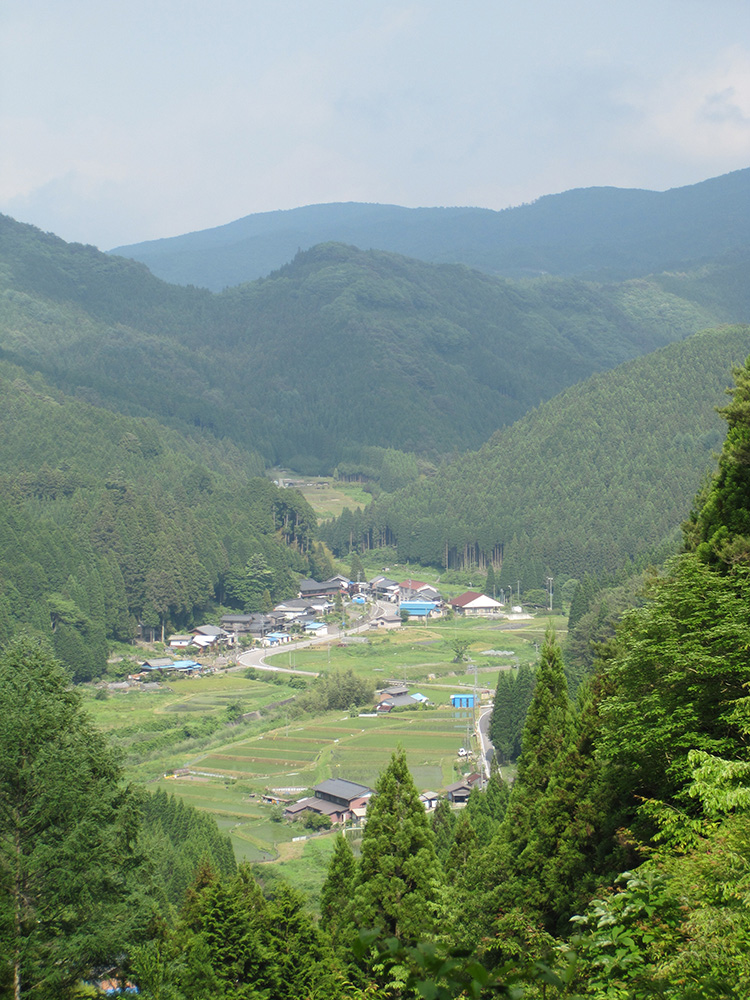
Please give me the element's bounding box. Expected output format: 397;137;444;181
85;615;562;884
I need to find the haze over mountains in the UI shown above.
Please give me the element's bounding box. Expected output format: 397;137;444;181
110;168;750;291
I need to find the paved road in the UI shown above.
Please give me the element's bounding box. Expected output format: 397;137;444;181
234;601;392;676
476;704;494;779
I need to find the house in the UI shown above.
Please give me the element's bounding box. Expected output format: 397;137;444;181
449;591;504;617
368;576;401;601
304;621;328;636
168;633;193;648
283;778;374;824
444;779;473;804
298;576;350;599
417;586;442;603
139;658;202;674
273;597;333;620
420;790;440;811
190;624;232;648
368;611;402;629
220;613;282;638
260;631;292;647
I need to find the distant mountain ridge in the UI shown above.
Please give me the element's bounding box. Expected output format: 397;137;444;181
110;168;750;290
5;215;747;472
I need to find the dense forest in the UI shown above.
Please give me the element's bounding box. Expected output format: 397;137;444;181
3;213;749;474
111;168;750;290
322;324;750;586
0;358;318;678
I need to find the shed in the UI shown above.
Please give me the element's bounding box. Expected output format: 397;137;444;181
450;693;476;708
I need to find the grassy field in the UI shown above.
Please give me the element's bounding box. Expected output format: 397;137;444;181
264;614;566;698
269;472;372;522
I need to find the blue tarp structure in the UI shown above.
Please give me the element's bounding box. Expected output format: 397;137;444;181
451;693;475;708
399;600;437;617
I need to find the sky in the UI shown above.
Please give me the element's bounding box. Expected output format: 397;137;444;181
1;0;750;250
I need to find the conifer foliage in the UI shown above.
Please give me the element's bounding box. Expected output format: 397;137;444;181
352;747;441;944
0;636;139;999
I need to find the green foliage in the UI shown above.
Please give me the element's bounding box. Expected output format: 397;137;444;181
0;363;315;674
323;326;750;585
319;834;357;947
598;557;750;808
294;668;374;715
489;666;536;764
686;354;750;571
352;748;442;946
0;636;141;998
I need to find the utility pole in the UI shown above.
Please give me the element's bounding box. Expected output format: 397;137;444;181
547;577;553;611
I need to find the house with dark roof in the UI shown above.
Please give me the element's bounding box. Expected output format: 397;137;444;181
220;613;282;638
298;576;350;598
368;576;401;601
283;778;374;824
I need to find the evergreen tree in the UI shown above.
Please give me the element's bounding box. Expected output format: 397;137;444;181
686;355;750;570
503;631;572;848
485;563;496;598
0;635;140;999
510;662;535;760
352;748;442;944
319;833;356;947
489;671;514;764
431;798;457;867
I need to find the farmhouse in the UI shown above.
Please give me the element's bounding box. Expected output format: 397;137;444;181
284;778;374;824
449;591;504;616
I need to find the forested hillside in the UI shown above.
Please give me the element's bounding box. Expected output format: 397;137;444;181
3;213;747;475
110;168;750;290
0;359;316;679
322;325;750;586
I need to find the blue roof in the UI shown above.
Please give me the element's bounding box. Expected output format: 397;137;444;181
171;659;201;670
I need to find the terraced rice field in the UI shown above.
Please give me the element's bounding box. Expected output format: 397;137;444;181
190;707;471;792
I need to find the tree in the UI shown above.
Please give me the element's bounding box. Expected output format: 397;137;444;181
0;635;140;999
319;834;356;948
448;638;471;663
501;631;572;865
352;748;442;944
686;356;750;571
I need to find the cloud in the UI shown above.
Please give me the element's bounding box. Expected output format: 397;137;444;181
619;45;750;168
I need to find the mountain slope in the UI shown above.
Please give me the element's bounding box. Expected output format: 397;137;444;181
4;216;745;472
110;169;750;290
321;325;750;584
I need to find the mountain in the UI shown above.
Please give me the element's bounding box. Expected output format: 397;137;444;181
320;324;750;585
0;352;316;680
3;215;747;474
109;168;750;291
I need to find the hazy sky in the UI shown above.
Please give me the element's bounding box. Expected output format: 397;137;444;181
2;0;749;250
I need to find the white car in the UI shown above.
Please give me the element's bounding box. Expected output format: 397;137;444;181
458;747;468;757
